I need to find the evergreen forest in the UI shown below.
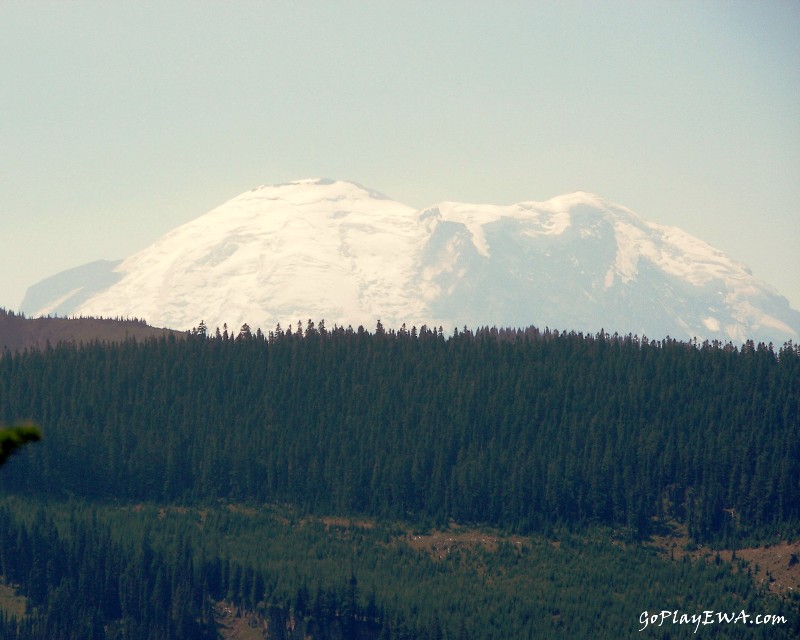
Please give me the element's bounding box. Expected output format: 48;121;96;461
0;320;798;638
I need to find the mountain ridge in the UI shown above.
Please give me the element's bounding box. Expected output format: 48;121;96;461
0;308;182;353
20;179;800;344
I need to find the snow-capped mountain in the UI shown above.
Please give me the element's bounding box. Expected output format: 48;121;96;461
22;178;800;344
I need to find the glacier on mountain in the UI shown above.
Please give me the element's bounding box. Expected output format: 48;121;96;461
21;179;800;345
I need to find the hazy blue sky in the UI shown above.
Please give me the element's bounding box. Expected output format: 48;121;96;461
2;1;799;312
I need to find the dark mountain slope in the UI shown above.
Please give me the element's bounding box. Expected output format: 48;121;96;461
0;308;182;353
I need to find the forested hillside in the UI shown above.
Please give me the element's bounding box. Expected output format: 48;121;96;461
1;322;798;541
0;322;798;638
1;498;797;640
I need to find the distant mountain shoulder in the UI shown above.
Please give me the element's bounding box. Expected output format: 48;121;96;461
18;179;800;345
20;259;123;317
0;308;183;353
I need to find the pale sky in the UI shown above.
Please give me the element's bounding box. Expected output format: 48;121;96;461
2;1;799;313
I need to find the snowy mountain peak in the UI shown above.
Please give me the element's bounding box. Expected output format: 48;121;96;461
250;178;394;203
21;179;800;345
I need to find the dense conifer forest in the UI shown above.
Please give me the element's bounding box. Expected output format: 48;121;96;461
0;322;798;638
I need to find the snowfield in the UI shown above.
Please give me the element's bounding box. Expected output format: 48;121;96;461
22;178;800;344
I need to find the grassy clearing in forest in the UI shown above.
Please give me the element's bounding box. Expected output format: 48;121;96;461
0;581;27;619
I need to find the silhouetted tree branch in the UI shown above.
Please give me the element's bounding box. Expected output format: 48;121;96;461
0;423;41;465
